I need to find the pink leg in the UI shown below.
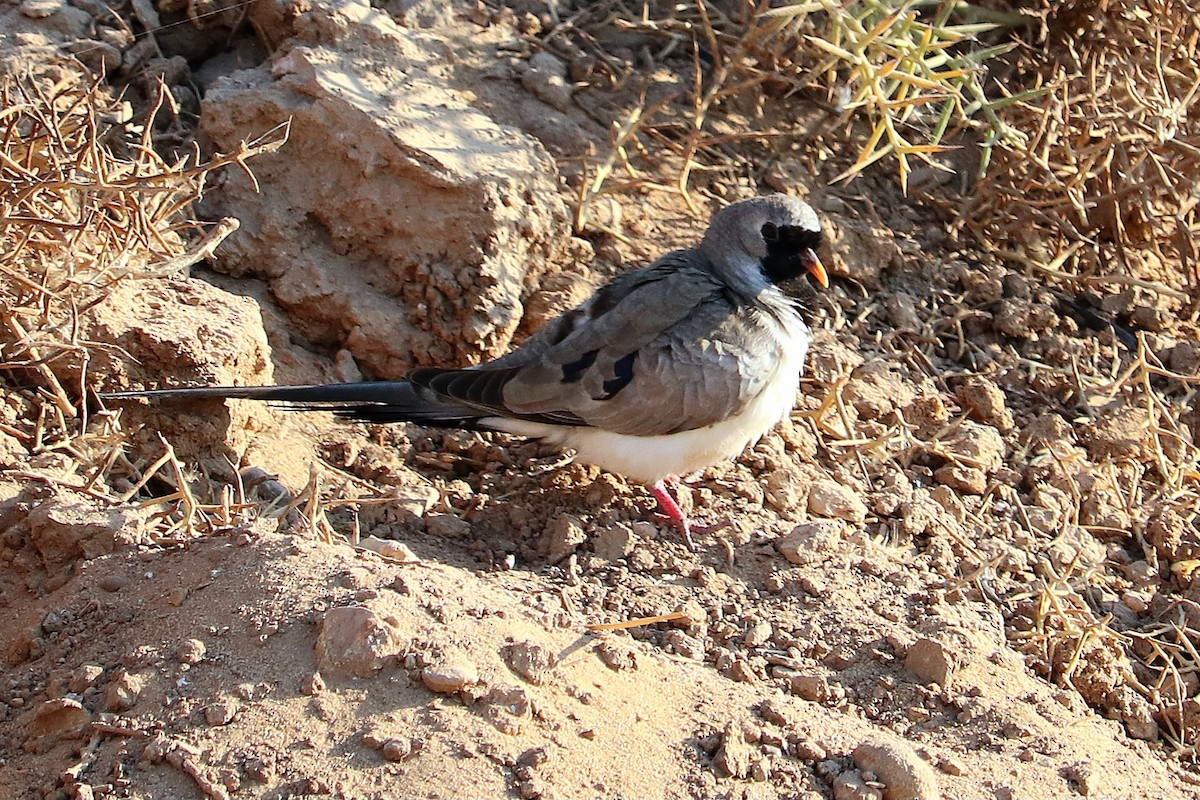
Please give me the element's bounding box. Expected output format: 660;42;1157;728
651;479;696;552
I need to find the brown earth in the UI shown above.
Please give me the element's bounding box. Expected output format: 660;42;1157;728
3;2;1200;800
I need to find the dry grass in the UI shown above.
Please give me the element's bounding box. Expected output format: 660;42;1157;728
555;0;1023;228
961;0;1200;293
0;61;286;536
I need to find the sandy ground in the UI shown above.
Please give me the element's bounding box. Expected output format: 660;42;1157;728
3;2;1200;799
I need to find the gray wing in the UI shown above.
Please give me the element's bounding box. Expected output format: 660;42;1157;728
410;254;787;436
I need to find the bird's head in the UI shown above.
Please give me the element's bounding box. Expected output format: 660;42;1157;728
700;194;828;292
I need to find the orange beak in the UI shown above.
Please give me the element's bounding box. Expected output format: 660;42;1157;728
802;249;829;289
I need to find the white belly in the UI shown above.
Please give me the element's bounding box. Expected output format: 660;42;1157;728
493;326;810;485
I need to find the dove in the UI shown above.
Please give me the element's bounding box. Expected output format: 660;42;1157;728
104;194;828;550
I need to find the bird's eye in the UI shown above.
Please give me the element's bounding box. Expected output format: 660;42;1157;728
761;222;779;242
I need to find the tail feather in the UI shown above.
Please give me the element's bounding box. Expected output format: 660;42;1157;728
101;381;491;430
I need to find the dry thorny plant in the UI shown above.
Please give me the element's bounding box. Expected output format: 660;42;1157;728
552;0;1027;228
956;0;1200;294
0;63;287;539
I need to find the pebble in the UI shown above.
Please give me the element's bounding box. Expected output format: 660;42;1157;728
204;697;239;726
503;640;558;686
381;738;412;761
69;664;104;693
98;573;130;592
20;0;62;18
176;639;206;666
540;514;586;563
905;638;956;687
421;662;479;694
808;480;868;523
592;523;635;561
105;671;145;712
315;606;403;679
32;698;91;737
777;521;844;565
853;740;939;800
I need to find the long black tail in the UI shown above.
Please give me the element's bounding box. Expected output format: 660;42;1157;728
101;381;488;428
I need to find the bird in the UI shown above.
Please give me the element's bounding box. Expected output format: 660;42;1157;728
103;194;828;551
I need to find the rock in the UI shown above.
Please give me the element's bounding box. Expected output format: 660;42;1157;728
424;513;471;540
789;674;831;702
833;770;883;800
357;536;420;563
853;740;939;800
845;361;917;420
905;638;956;687
822;212;898;289
315;605;403;678
301;672;326;696
764;468;805;514
807;481;867;524
97;573;129;592
204;697;239;726
520;51;573;112
714;722;753;779
539;513;586;563
85;277;275;467
595;640;638;671
503;640;558;685
381;738;413;761
1080;405;1152;461
421;661;479;693
778;520;844;565
176;639;207;666
105;671;145;712
197;3;570;378
592;523;635;561
69;664;104;693
27;499;139;571
20;0;63;18
954;376;1014;430
32;698;91;737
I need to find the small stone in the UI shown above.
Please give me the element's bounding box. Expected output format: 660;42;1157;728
714;722;753;779
167;588;188;607
176;639;206;665
382;738;412;761
905;638;956;687
518;745;551;768
32;698;91;737
20;0;63;18
105;671;145;712
744;621;773;648
790;674;830;702
808;480;868;523
69;664;104;693
833;770;883;800
540;513;586;563
204;697;239;726
595;640;638;671
421;662;479;693
937;755;966;776
778;521;844;565
98;573;130;592
503;640;558;686
592;523;635;561
954;377;1014;430
424;513;471;539
853;740;939;800
315;606;403;679
357;536;419;563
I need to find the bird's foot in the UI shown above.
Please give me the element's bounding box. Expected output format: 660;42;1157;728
650;479;733;552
